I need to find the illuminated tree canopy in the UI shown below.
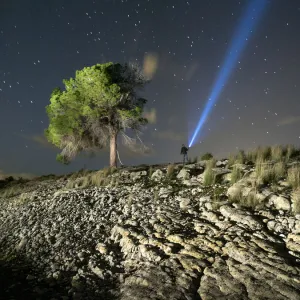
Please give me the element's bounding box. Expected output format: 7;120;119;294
45;62;149;167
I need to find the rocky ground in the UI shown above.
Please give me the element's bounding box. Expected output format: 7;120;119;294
0;161;300;300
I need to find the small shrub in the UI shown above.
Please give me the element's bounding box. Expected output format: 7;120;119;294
166;164;175;179
287;166;300;189
231;165;243;184
291;188;300;215
200;152;213;161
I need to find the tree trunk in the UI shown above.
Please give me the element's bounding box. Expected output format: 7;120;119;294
110;132;117;168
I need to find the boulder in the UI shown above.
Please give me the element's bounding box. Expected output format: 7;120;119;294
176;168;190;180
269;195;291;211
151;169;164;181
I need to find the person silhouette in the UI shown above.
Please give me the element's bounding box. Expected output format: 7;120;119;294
180;144;189;164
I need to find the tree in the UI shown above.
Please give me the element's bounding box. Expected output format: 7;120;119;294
45;62;149;167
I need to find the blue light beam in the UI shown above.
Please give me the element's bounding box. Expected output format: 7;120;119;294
189;0;268;147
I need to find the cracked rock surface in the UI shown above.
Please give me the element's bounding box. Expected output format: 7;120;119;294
0;163;300;299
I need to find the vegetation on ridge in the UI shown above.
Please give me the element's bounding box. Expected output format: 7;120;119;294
1;144;300;214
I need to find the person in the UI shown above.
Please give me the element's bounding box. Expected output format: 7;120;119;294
180;144;189;164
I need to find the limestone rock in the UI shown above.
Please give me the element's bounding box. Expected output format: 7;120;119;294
1;163;300;299
151;169;164;181
176;168;190;180
178;197;191;210
269;195;291;211
220;205;263;230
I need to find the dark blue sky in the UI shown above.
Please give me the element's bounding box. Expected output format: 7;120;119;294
0;0;300;178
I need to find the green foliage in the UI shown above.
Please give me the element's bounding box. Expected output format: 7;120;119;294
200;152;213;161
45;62;148;164
56;154;70;165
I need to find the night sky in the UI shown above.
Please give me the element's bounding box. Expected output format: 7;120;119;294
1;0;300;178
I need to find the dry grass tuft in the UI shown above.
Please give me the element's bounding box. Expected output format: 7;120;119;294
286;144;299;160
229;186;263;209
271;145;285;161
255;158;286;185
246;149;257;163
227;153;236;168
240;191;262;208
166;164;176;179
206;158;216;169
65;167;117;189
148;166;154;178
287;165;300;190
235;150;246;164
203;161;216;186
273;161;286;180
231;165;243;184
200;152;213;161
0;185;27;199
291;188;300;215
257;146;271;161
